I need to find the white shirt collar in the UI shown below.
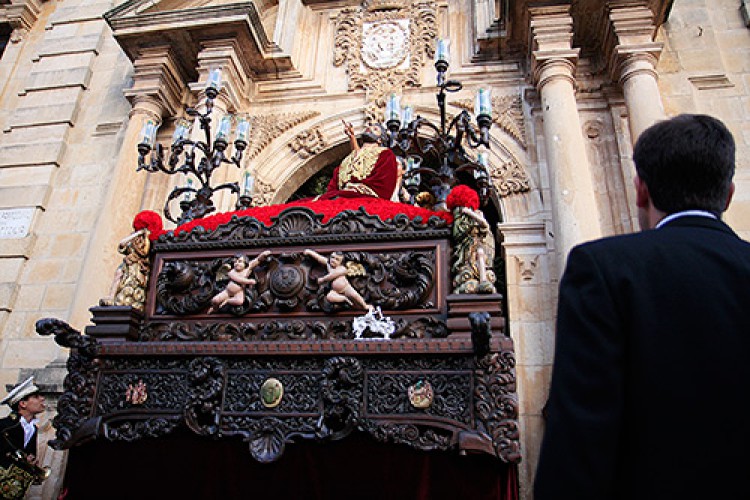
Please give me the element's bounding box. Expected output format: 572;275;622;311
20;416;38;447
655;210;717;229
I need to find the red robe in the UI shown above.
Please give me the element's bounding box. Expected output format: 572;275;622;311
316;146;398;200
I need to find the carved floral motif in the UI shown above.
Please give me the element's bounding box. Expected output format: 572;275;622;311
289;127;328;159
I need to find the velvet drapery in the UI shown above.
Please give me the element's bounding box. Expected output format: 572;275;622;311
61;430;518;499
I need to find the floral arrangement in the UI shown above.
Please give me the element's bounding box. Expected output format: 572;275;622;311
133;210;164;240
170;198;453;237
446;185;480;211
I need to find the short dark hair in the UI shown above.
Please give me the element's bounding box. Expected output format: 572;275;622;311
633;114;735;215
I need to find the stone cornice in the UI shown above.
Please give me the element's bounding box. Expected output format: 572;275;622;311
0;0;44;42
528;4;579;90
123;45;188;117
599;2;663;85
104;1;294;79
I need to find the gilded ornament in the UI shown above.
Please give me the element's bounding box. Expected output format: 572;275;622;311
260;378;284;408
408;380;434;409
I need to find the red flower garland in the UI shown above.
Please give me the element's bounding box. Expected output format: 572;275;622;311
171;198;453;237
446;185;479;211
133;210;164;240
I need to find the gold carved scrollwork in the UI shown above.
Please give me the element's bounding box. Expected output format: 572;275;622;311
289;127;328;160
334;1;437;119
452;94;527;149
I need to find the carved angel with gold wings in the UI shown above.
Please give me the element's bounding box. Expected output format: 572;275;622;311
303;249;373;311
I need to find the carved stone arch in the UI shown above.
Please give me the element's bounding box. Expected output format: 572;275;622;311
251;110;372;206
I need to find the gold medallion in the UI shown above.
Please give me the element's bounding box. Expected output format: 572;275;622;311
260;378;284;408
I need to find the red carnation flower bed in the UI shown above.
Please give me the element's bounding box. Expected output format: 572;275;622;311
168;198;453;238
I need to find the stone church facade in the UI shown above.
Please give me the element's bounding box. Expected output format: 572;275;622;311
0;0;748;498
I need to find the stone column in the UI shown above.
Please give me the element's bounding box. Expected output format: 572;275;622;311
69;45;186;328
605;2;665;142
530;5;601;268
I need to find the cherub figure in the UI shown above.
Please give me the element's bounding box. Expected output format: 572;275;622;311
304;249;373;312
207;250;271;314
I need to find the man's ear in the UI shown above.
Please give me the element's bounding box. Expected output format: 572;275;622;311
634;175;650;209
724;182;735;211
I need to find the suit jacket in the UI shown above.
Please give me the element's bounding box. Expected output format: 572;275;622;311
0;414;37;469
534;216;750;499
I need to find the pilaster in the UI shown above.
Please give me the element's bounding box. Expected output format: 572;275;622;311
69;45;188;329
529;4;601;271
498;220;554;500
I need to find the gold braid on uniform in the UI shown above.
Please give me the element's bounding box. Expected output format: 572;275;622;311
338;146;386;189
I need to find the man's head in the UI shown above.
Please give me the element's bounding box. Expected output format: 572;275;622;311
2;377;45;419
633;114;735;229
361;124;383;145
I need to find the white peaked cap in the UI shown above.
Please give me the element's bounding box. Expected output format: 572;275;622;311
0;376;39;406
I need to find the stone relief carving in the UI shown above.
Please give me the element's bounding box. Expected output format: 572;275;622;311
245;111;320;160
490;158;530;197
452;94;527;149
250;178;275;207
334;0;437;119
289;127;328;159
514;255;539;281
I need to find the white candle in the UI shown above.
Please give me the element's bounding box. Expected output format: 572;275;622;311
477;151;489;168
242;170;255;195
235;115;250;143
139;119;158;146
435;38;450;64
215;115;233;141
385;93;401;122
206;68;222;92
172;118;190;144
475;87;493;117
401;105;413;127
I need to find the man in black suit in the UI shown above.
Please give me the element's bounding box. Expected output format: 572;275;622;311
534;114;750;499
0;376;46;498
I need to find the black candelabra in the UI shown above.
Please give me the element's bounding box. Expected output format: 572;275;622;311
136;69;254;226
384;39;493;209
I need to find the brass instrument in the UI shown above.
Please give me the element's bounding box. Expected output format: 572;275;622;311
8;448;51;484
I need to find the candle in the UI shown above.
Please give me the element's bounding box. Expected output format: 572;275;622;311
139;119;158;147
401;105;413;128
385;93;401;122
477;151;489;168
183;178;193;201
435;38;450;64
235;115;250;143
475;87;492;117
172;118;190;144
215;115;233;142
242;170;255;195
206;68;222;92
